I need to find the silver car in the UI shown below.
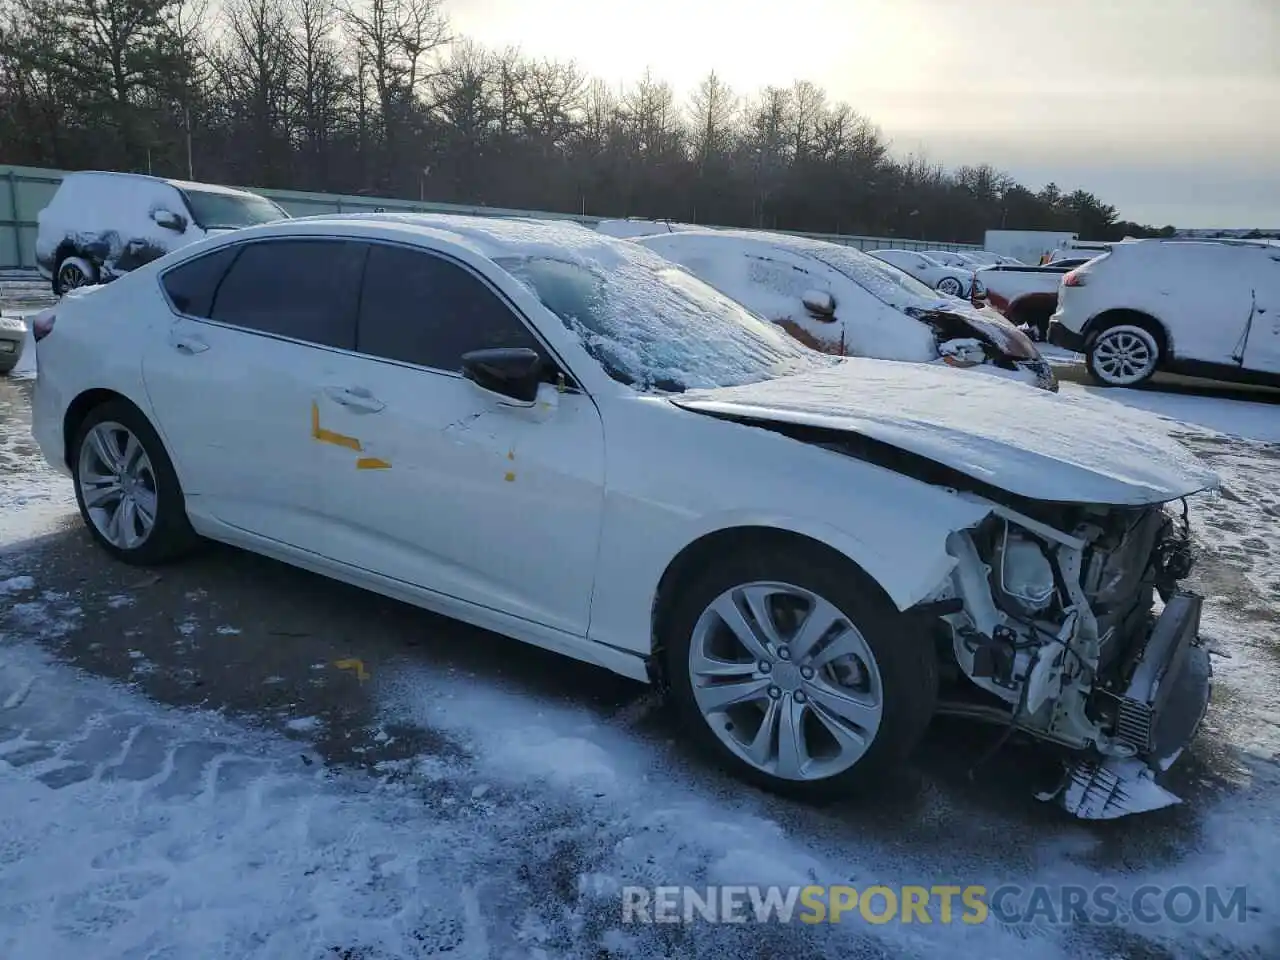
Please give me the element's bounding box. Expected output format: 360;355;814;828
0;313;26;375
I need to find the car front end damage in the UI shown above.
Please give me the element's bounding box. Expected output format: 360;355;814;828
909;305;1060;392
923;496;1212;819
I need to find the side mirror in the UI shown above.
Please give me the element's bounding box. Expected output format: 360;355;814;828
461;347;543;404
801;288;836;320
152;208;187;232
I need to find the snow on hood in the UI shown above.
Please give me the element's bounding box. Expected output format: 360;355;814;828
674;357;1219;506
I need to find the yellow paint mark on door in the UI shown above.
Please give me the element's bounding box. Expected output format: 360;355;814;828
334;658;370;682
311;401;362;451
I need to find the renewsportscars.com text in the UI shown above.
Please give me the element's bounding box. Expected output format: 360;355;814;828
621;884;1250;926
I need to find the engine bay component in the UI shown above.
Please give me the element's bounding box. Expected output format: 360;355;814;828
992;521;1056;617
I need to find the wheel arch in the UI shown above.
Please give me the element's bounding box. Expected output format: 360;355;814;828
648;524;907;686
1083;308;1172;357
63;388;147;469
52;239;81;266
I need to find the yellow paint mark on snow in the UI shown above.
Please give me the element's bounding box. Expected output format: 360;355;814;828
504;471;516;482
311;401;362;451
334;658;370;682
356;457;392;470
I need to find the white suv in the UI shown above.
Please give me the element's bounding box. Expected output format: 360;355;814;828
36;172;289;295
1049;239;1280;387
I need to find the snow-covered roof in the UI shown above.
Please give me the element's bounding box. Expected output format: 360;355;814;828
297;212;667;269
63;170;266;199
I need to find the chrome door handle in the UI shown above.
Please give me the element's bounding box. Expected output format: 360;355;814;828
323;385;385;413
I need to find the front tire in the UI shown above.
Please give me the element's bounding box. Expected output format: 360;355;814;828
54;255;97;296
662;540;937;800
71;400;199;565
1086;322;1161;387
937;276;964;297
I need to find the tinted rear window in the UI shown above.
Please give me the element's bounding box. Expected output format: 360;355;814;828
161;246;240;317
210;240;366;349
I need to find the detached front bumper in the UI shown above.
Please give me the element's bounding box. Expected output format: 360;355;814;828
1047;592;1212;819
1015;357;1060;392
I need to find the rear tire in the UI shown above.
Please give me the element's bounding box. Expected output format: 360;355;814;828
1086;321;1161;387
53;255;97;296
71;399;200;565
937;276;964;297
661;539;937;800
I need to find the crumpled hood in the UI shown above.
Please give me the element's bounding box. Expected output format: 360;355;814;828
674;358;1219;505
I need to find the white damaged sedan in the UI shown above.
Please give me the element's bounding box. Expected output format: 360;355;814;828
30;214;1218;818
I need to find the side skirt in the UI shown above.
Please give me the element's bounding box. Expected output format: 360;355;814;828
187;512;653;684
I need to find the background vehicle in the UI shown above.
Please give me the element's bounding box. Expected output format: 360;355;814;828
1047;240;1112;263
636;229;1056;390
923;249;986;270
1050;238;1280;387
35;171;290;294
868;248;977;297
595;218;699;239
984;229;1079;266
977;255;1103;340
0;312;25;374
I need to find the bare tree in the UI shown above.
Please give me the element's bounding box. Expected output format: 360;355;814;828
788;80;825;161
519;57;583;154
292;0;345;186
213;0;295;184
341;0;448;188
687;70;736;169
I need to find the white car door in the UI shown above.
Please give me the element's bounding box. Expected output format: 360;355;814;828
143;237;368;550
1153;244;1256;366
1243;248;1280;374
305;241;607;637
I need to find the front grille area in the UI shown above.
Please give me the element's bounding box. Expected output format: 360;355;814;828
1115;696;1154;753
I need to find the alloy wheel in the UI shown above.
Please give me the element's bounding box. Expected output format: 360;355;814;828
1091;325;1158;385
77;421;159;550
687;581;884;781
58;261;89;292
937;277;963;296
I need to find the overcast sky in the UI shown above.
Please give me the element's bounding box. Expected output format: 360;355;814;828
449;0;1279;228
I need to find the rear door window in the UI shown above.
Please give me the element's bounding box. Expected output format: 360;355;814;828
161;246;240;318
357;243;545;372
209;239;366;350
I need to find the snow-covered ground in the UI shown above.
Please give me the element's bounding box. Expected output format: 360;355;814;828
3;310;1279;958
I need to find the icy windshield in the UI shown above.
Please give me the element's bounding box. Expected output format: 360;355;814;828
181;190;288;229
497;255;834;392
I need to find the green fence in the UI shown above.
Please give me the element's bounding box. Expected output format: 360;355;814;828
1;163;979;270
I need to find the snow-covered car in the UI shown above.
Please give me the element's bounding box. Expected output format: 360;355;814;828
0;312;26;374
868;248;977;298
1050;238;1280;387
977;257;1100;340
31;213;1219;818
923;249;986;270
963;251;1019;267
35;171;290;295
595;218;698;239
634;229;1056;391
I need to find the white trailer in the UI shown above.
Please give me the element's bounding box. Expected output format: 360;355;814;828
984;230;1078;265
